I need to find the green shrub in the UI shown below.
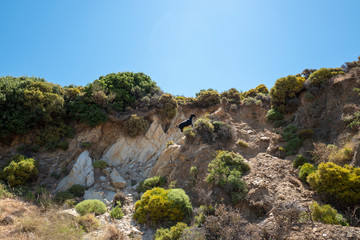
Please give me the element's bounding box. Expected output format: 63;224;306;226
270;75;305;113
266;108;284;122
237;139;248;148
307;162;360;205
299;163;316;182
81;142;92;148
242;84;269;99
54;191;75;204
93;160;107;170
298;128;314;139
35;122;74;150
190;166;198;177
159;93;178;120
293;154;308;169
308;68;345;87
0;182;14;199
88;72;159;111
195;89;221;107
220;88;241;104
194;117;214;143
310;202;348;226
137;176;167;193
66;100;108;127
206;151;249;203
75;199;107;216
183;126;195;140
68;184;87;197
110;203;124;220
133;187;192;224
282;124;302;155
213;121;233;141
0;155;39;187
125;114;148;137
155;222;188;240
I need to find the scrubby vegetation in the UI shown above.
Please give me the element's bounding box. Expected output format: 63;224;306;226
293;154;308;169
270;75;304;113
133;187;192;224
137;176;167;193
159;93;178;120
110;202;124;220
299;163;316;182
307;68;344;87
0;155;38;187
155;222;188;240
220;88;241;104
93;160;108;169
75;199;107;216
206;151;250;203
195;89;221;107
310;202;348;226
307;162;360;206
124;114;149;137
281;124;303;155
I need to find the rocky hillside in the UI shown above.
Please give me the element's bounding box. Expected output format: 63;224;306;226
1;60;360;239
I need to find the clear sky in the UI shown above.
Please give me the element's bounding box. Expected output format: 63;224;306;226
1;0;359;97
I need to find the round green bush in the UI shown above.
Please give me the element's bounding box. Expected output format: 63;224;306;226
155;222;188;240
125;114;148;137
299;163;316;182
195;89;221;107
68;184;87;197
75;199;107;216
307;162;360;205
293;154;308;169
137;176;167;193
270;75;305;113
194;117;214;143
159;93;178;120
0;155;38;187
220;88;241;104
266;108;284;122
134;187;192;224
310;202;348;226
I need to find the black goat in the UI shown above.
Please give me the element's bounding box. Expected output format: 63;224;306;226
178;114;196;132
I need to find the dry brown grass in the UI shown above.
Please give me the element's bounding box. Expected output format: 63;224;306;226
0;198;88;240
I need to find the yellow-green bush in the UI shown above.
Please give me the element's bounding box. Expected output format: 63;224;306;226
242;84;269;99
0;155;38;187
124;114;148;137
194;117;214;143
237;139;248;148
308;68;345;87
35;122;74;150
155;222;188;240
183;126;195;142
159;93;178;120
0;182;14;199
328;144;354;165
299;163;316;182
266;108;284;122
195;89;221;107
270;75;305;113
293;154;308;169
310;202;348;226
307;162;360;205
298;128;314;139
93;160;107;170
133;187;192;224
75;199;107;216
220;88;242;104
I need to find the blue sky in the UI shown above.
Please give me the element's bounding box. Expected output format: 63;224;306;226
1;0;359;97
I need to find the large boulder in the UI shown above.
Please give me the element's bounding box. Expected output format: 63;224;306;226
56;151;94;192
110;169;126;189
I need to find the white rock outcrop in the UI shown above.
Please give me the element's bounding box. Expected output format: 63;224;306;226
110;169;126;188
56;151;94;192
100;116;183;176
